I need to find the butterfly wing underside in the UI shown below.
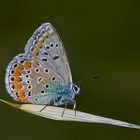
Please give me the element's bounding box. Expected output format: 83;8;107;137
5;23;73;105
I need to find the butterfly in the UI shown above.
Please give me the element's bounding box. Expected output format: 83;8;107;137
5;23;80;111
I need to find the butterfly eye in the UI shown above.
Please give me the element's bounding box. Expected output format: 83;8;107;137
73;85;80;94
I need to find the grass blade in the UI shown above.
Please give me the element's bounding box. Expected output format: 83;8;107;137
0;99;140;129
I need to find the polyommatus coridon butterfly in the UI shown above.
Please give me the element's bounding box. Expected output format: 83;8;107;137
5;23;80;111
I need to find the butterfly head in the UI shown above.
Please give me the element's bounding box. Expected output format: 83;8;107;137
72;84;80;95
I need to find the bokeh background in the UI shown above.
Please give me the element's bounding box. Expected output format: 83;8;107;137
0;0;140;139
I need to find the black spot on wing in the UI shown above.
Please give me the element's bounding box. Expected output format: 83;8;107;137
53;56;59;60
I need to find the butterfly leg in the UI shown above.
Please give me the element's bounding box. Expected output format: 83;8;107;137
39;104;48;112
61;103;68;117
70;99;77;116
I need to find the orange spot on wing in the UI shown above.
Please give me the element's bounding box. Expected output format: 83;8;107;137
18;91;27;101
36;42;42;49
24;61;32;68
14;84;22;91
14;77;22;82
44;31;48;38
32;48;39;56
14;71;21;76
39;37;44;43
32;60;39;65
16;65;24;71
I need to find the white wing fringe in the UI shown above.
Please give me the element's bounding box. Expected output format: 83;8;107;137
0;99;140;129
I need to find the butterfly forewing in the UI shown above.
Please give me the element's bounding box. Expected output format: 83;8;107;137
25;23;72;86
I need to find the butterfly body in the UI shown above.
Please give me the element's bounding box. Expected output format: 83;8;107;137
5;23;80;106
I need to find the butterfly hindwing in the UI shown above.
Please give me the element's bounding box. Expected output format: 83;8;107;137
5;55;65;104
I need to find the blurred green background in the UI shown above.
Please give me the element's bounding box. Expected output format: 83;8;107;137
0;0;140;139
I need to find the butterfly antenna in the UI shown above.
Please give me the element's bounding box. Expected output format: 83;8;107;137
75;74;100;86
